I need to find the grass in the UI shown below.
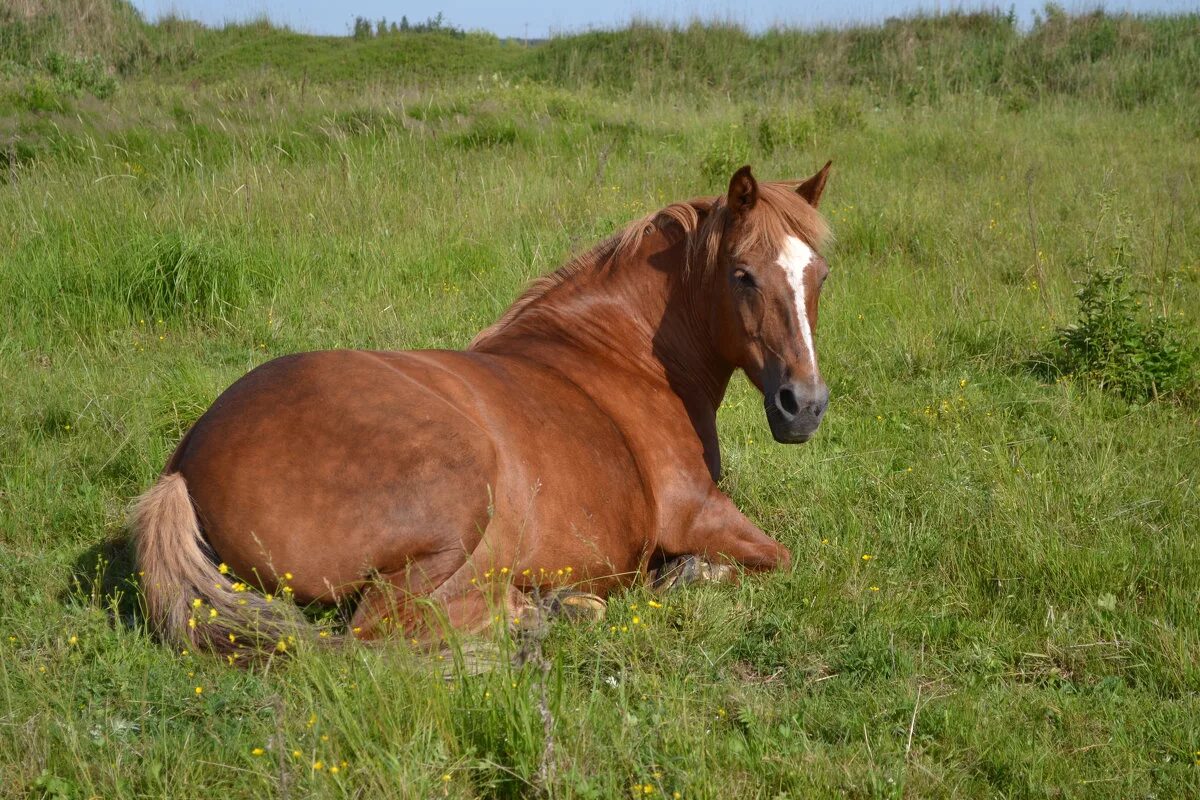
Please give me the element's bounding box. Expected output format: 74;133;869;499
1;3;1199;798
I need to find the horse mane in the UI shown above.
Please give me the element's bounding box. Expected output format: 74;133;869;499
470;181;829;350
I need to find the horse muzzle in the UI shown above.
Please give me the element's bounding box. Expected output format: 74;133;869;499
764;380;829;443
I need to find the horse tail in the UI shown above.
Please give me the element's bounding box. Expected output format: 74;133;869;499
132;472;308;663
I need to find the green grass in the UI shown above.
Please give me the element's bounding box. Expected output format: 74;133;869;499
1;5;1199;799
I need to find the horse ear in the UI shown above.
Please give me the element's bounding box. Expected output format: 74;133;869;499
726;165;758;216
796;160;832;208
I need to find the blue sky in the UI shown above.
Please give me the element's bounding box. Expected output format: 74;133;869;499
130;1;1197;39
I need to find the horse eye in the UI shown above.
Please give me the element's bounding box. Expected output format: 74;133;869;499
733;268;757;289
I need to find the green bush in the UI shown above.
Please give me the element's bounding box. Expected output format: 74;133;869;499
10;74;68;111
44;51;117;98
1046;266;1195;402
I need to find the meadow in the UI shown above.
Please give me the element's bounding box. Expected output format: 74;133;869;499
1;3;1198;798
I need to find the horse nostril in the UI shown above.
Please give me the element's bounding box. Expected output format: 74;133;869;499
777;386;799;417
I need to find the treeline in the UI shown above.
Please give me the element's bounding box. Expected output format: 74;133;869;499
350;13;464;40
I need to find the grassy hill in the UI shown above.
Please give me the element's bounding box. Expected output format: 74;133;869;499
4;2;1200;104
1;3;1198;799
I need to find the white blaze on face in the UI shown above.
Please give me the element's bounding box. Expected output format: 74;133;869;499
775;235;818;381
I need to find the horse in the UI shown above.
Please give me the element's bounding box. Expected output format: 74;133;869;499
132;162;834;658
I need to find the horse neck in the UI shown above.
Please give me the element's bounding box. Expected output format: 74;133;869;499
479;233;734;439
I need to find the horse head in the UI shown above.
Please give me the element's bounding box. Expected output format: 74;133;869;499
710;162;833;443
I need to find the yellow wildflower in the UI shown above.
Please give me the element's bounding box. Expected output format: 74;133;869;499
218;563;230;574
251;747;264;756
194;686;203;695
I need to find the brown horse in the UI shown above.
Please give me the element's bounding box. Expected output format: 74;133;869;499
133;163;833;657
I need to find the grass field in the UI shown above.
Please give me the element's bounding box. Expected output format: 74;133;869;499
1;3;1199;798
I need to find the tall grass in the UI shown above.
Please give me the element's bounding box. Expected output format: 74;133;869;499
1;4;1198;799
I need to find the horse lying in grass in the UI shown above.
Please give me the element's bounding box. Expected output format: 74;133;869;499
133;163;834;659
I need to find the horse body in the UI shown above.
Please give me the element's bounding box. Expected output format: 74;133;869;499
134;164;832;653
173;348;653;615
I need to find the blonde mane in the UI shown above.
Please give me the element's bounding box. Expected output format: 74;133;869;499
470;181;829;349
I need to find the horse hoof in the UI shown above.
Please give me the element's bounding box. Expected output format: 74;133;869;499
543;590;607;623
653;555;737;592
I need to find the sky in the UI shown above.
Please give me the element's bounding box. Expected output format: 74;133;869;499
130;0;1198;39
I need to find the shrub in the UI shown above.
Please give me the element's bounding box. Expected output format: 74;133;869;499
11;74;68;112
1045;265;1195;402
44;51;116;98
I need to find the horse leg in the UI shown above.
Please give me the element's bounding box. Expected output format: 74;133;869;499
349;557;537;639
347;557;459;641
655;486;791;591
351;569;605;642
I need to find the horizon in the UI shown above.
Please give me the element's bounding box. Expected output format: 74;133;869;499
130;0;1199;39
